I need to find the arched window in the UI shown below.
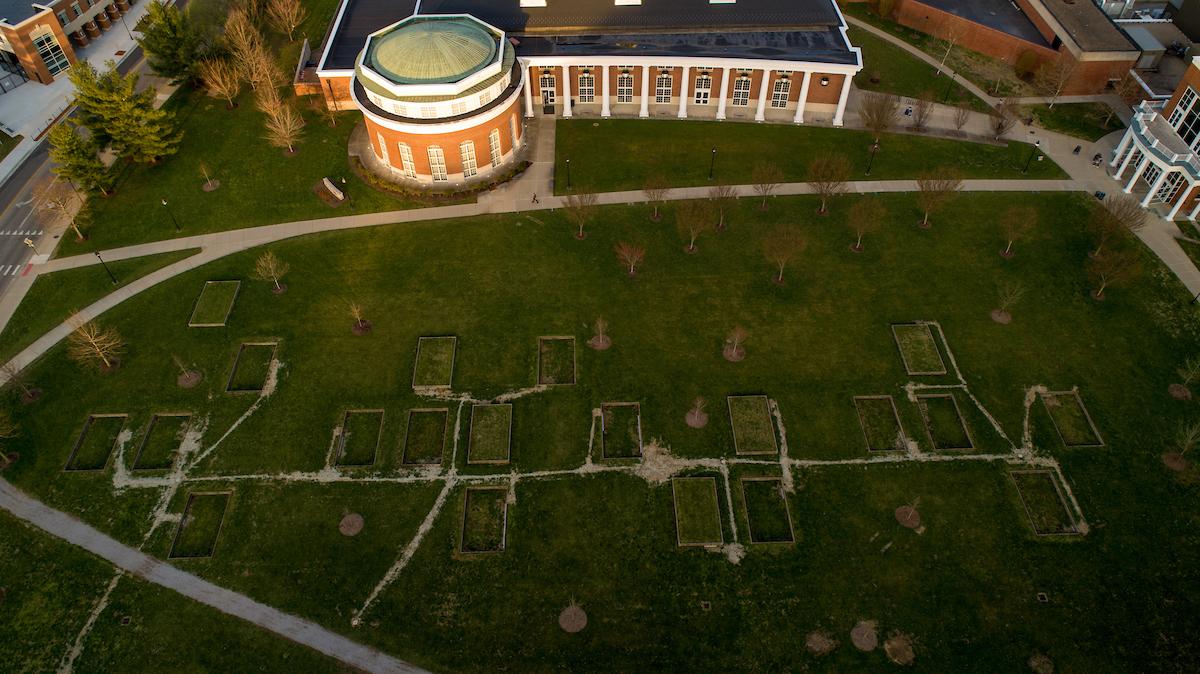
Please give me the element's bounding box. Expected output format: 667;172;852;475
397;142;416;179
488;129;502;166
694;74;712;105
617;72;633;103
655;71;672;104
460;140;478;178
375;132;389;163
428;146;447;182
732;76;752;106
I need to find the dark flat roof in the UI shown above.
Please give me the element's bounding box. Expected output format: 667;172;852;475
517;29;858;66
1030;0;1135;52
321;0;419;70
916;0;1049;47
0;0;40;25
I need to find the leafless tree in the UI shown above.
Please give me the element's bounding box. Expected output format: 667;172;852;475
614;242;645;276
198;58;241;109
1105;70;1141;128
859;92;900;142
264;102;305;154
588;316;611;350
1034;54;1078;109
724;325;749;362
0;408;16;439
309;95;338;127
643;175;670;222
915;169;963;228
266;0;307;41
807;155;851;215
751;163;783;211
686;396;707;428
1;362;37;402
707;184;737;231
912;93;934;131
564;192;598;239
1179;356;1200;386
223;8;261;66
990;99;1019;139
676;200;707;253
847;197;886;252
994;281;1027;322
1000;205;1037;257
253;250;290;292
36;182;87;242
763;225;806;285
199;160;218;191
67;317;124;370
1087;194;1145;258
935;22;967;76
244;42;283;93
1087;247;1142;299
953;106;970;131
349;302;367;329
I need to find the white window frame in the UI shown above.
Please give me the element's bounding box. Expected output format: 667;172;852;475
732;76;752;107
428;146;447;182
617;72;633;103
398;142;416;179
539;72;556;104
376;132;389;163
771;78;790;108
578;71;595;103
694;74;711;105
488;129;502;166
655;71;672;104
460;140;478;179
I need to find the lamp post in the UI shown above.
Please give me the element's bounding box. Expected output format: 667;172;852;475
565;158;571;191
865;140;880;176
708;147;717;181
22;237;37;256
94;251;118;285
1022;140;1042;174
161;198;180;232
943;73;956;103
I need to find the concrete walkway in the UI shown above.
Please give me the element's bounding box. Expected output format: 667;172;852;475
0;479;423;674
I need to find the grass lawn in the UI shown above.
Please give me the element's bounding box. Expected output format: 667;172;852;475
402;409;448;465
0;130;23;162
741;478;794;543
0;249;198;365
132;413;190;470
1026;102;1125;142
917;393;973;450
892;322;947;375
727;395;777;455
226;342;276;392
537;336;576;385
554;119;1065;193
460;487;507;553
4;190;1200;670
854;395;906;451
169;492;231;558
1041;391;1102;447
188;280;240;327
601;402;643;458
337;409;384;466
671;476;723;545
65;414;126;471
847;26;988;112
1009;470;1077;535
412;336;456;388
467;403;512;464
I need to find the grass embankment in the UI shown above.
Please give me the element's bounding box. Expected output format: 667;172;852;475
847;26;988;112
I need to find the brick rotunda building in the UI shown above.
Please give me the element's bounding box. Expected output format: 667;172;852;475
309;0;863;187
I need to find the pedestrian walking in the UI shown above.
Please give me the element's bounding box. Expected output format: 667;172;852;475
532;193;540;204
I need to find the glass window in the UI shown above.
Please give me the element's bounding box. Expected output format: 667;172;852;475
617;72;633;103
56;10;68;24
375;132;389;163
398;143;416;179
71;3;81;16
694;74;711;105
428;146;447;182
578;72;594;103
539;72;556;104
655;72;672;104
478;91;492;106
460;141;477;178
488;129;502;166
33;33;70;76
732;76;751;107
771;78;790;108
451;101;467;115
420;105;436;118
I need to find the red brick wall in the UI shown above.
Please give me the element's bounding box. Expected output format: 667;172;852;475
1164;62;1200;117
893;0;1058;67
807;73;846;104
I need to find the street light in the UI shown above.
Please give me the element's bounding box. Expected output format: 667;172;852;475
565;158;572;191
22;237;37;255
161;198;181;232
1022;140;1042;174
94;251;118;285
942;73;956;103
865;140;881;176
708;147;717;181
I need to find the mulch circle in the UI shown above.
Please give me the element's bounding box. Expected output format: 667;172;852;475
1162;452;1191;472
202;179;221;193
895;506;922;529
1000;249;1015;259
0;452;17;470
684;245;698;254
177;371;203;389
1090;290;1106;301
1168;383;1192;400
559;604;588;633
686;409;709;429
990;309;1012;325
99;358;122;374
805;630;837;656
884;633;915;665
918;221;932;230
1028;653;1054;674
272;284;289;295
352;320;374;336
850;243;864;253
339;513;365;537
850;620;878;651
723;346;745;363
20;388;43;404
587;335;611;351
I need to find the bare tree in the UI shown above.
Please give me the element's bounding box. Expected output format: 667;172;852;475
686;396;708;428
244;42;283;93
588;316;611;350
266;0;307;41
642;175;670;222
859;92;900;142
707;184;737;231
564;192;598;239
198;58;242;109
676;200;706;253
264;102;305;154
348;301;372;334
1087;247;1142;299
1000;205;1037;258
1034;54;1078;109
912;93;934;131
199;161;219;191
763;225;806;285
614;242;645;276
67;318;125;370
36;182;87;242
807;155;851;215
309;95;338;127
847;197;886;252
935;22;967;76
224;9;261;67
751;163;783;211
953;106;970;131
1088;194;1145;258
253;250;290;293
0;409;16;439
724;325;748;362
1105;70;1141;128
989;99;1019;139
992;281;1027;324
1179;357;1200;387
0;362;39;402
915;169;963;228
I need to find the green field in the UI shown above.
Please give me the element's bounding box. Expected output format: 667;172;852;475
337;409;384;466
132;413;190;470
848;26;987;112
1026;102;1125;142
672;476;724;545
188;280;240;327
854;395;906;452
412;336;456;388
169;492;231;558
467;403;512;464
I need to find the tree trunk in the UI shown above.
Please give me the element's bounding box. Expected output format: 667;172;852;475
856;231;864;248
273;277;282;291
70;220;85;242
776;262;785;283
1004;240;1013;255
922;211;930;227
99;351;111;368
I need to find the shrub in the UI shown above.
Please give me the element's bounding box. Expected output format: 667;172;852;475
1014;50;1040;81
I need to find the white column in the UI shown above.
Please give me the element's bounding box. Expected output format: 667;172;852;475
1110;130;1134;168
832;74;852;127
639;65;650;118
1124;158;1149;192
1190;195;1200;221
677;65;690;119
1114;146;1138;180
562;65;573;118
523;67;534;117
601;66;610;118
1142;168;1171;207
1168;180;1194;220
754;69;770;122
716;66;731;120
793;71;811;124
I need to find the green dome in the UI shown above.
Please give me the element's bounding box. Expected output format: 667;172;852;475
366;18;498;85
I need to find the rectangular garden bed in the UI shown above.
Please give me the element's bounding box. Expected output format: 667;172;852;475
467;403;513;465
132;414;191;470
459;487;508;554
671;476;724;547
1010;470;1080;536
601;402;643;459
1040;390;1103;447
728;395;778;456
537;336;577;385
188;280;240;327
65;414;128;471
892;323;947;375
336;410;384;467
741;477;794;544
402;408;449;465
853;395;906;452
412;336;457;389
169;492;232;558
916;393;973;451
225;342;277;394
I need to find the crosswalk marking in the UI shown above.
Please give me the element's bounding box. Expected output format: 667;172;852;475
1;265;11;275
0;229;42;236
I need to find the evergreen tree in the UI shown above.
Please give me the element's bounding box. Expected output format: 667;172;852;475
138;0;210;85
47;122;112;196
70;60;183;164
